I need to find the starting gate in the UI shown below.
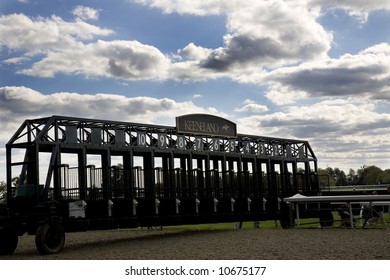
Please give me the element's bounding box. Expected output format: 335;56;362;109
1;114;320;254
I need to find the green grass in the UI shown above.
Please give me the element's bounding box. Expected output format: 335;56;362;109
160;212;390;231
163;221;277;231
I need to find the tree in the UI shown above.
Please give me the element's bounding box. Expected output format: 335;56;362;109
377;169;390;184
347;168;359;185
321;167;347;186
355;165;383;185
318;168;335;187
322;165;385;186
364;165;383;185
334;168;347;186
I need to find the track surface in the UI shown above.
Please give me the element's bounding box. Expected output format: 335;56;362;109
2;227;390;260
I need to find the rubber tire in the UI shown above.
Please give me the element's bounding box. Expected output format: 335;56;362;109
35;223;65;255
0;229;18;255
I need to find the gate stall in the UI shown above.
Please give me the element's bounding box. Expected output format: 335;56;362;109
0;114;319;254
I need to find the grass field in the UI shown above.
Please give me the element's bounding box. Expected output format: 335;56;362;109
161;211;390;230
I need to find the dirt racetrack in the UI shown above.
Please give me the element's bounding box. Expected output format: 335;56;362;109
2;226;390;260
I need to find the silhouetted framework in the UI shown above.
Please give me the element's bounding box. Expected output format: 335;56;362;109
1;114;319;254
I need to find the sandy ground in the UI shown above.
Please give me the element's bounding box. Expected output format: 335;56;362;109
2;226;390;260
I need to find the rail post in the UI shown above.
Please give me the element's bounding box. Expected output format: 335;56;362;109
132;199;138;215
195;198;200;214
175;198;181;214
108;200;113;217
247;197;252;212
155;199;160;215
213;198;218;213
230;198;235;212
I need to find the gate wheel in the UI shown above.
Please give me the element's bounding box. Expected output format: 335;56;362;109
35;223;65;255
0;229;18;255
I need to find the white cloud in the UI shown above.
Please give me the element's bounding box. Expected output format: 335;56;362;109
360;43;390;56
168;60;224;81
0;14;211;81
134;0;333;82
2;1;389;85
132;1;331;67
236;98;390;170
0;2;333;81
2;56;29;65
237;98;390;141
197;2;331;71
263;43;390;102
19;40;172;80
72;6;101;21
235;99;268;113
178;43;213;61
0;14;113;53
133;0;390;19
131;0;230;16
265;86;309;105
130;0;390;80
309;0;390;22
0;86;217;123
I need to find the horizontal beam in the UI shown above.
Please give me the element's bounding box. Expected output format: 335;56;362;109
284;194;390;203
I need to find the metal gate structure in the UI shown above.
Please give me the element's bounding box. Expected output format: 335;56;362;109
1;114;320;254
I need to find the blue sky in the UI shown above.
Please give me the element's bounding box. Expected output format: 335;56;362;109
1;0;390;181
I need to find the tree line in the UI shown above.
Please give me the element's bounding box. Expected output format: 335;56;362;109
318;165;390;186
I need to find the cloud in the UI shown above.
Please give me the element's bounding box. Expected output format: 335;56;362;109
1;1;390;87
72;6;101;21
263;43;390;101
138;1;330;66
2;56;29;65
105;41;171;80
132;0;390;79
133;0;390;19
236;98;390;170
18;40;172;79
235;99;268;113
309;0;390;22
0;86;217;123
265;87;308;106
0;14;112;53
192;1;331;71
0;2;332;81
132;0;229;16
0;14;175;81
237;98;390;141
178;43;213;61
